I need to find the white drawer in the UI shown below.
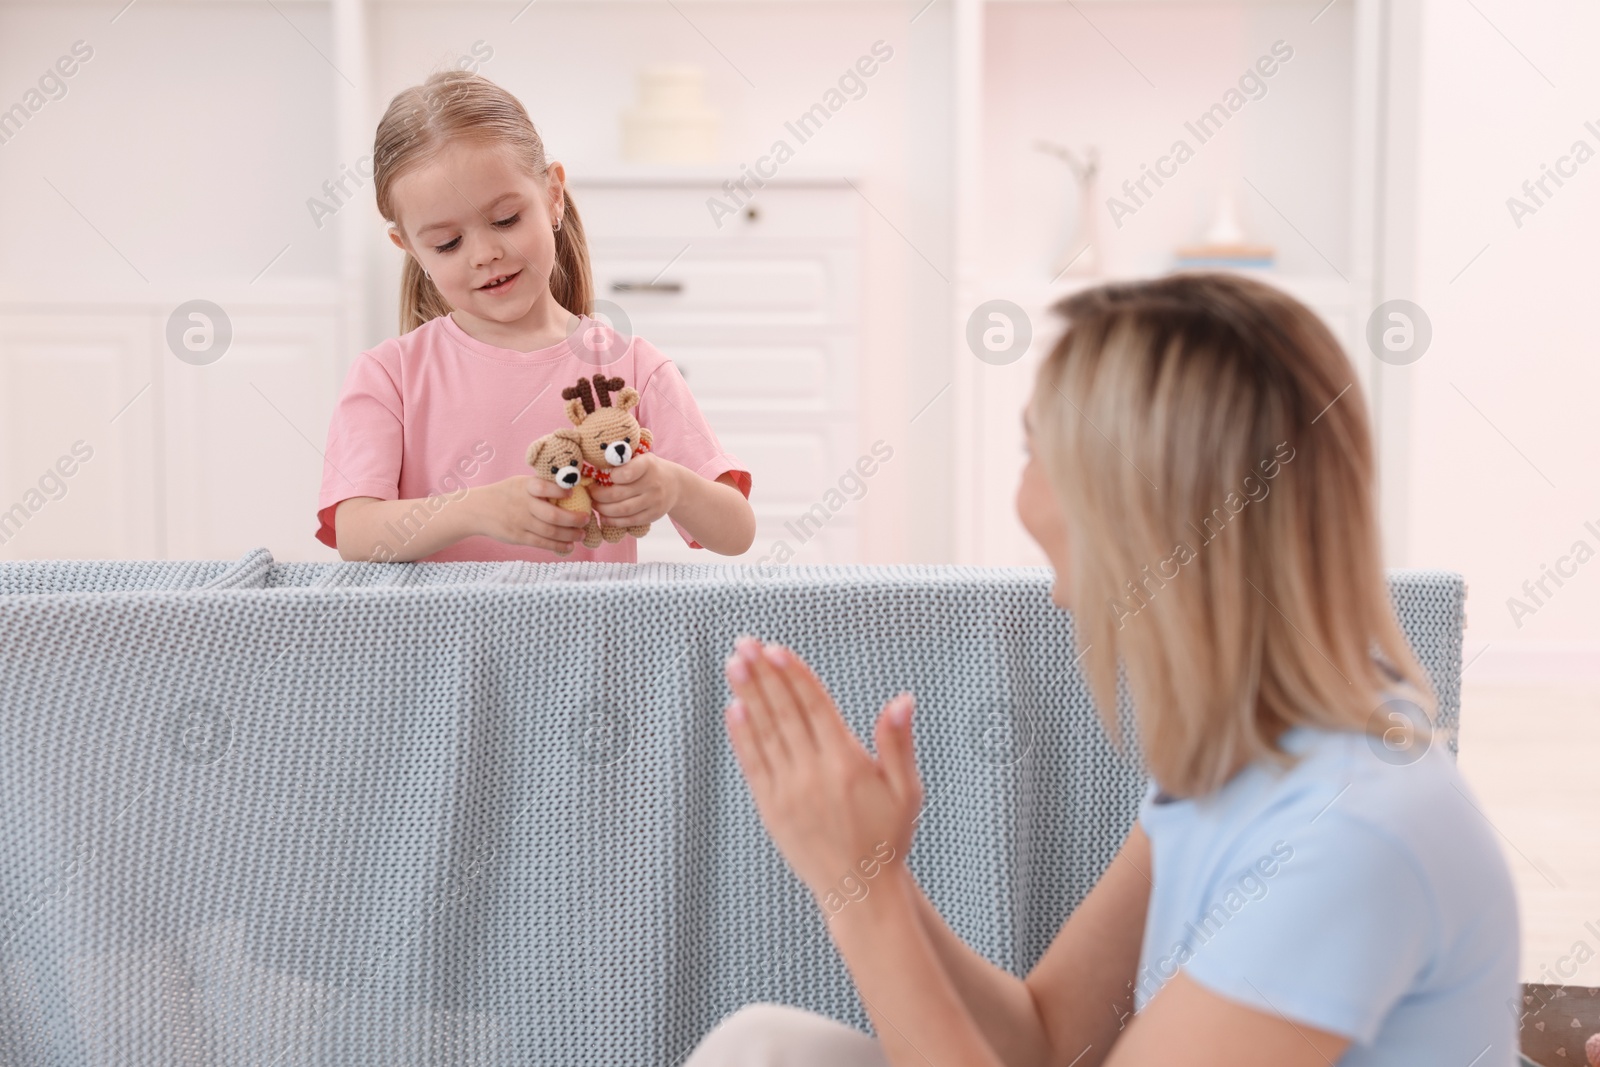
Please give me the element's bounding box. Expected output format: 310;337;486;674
593;254;831;319
678;342;828;408
649;334;857;414
570;182;859;243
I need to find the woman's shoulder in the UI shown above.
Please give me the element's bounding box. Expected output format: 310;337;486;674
1310;727;1508;877
1154;723;1508;892
1231;725;1515;918
1275;723;1464;829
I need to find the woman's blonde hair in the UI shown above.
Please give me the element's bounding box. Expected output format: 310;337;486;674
1029;272;1433;798
373;69;593;335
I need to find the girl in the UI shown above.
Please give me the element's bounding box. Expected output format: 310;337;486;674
315;70;754;563
689;273;1520;1066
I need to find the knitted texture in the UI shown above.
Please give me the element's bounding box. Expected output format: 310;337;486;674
0;552;1463;1065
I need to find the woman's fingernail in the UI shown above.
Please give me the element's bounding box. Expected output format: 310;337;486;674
735;636;761;658
762;644;789;667
726;699;746;723
725;655;748;683
891;694;912;725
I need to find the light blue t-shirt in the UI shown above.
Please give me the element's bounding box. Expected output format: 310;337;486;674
1135;723;1520;1064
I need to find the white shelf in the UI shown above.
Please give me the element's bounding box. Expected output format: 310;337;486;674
951;0;1390;565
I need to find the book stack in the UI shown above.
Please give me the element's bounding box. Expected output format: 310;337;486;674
1173;242;1276;270
1173;191;1274;271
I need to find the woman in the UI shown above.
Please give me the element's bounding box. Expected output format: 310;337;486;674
685;273;1520;1066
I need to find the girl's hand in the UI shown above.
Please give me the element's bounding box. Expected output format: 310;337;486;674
468;475;591;554
588;454;682;527
722;637;923;907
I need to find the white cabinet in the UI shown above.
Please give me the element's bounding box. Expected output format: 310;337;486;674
0;314;161;559
571;174;863;565
162;310;344;562
0;296;343;562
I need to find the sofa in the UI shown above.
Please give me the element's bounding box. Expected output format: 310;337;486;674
0;551;1464;1065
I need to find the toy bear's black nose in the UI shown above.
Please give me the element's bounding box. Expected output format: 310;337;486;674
606;441;632;464
557;468;578;487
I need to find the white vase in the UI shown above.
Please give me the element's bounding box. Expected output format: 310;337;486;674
1053;170;1100;277
1037;142;1100;278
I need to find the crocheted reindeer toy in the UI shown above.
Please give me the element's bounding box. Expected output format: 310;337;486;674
526;373;654;547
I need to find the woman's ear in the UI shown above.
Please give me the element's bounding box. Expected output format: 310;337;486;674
388;227;407;252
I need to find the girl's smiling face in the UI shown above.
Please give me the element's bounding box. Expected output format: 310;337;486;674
387;139;567;342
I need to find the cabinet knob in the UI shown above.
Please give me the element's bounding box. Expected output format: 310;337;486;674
611;280;683;294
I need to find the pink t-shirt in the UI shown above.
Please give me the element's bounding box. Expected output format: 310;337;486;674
315;312;750;562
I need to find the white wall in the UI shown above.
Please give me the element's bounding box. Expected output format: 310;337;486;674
0;2;341;287
1407;0;1600;682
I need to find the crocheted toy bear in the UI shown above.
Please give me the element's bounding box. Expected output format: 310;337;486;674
524;428;603;549
526;373;654;547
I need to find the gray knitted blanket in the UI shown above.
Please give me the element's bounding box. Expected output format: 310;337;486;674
0;551;1463;1065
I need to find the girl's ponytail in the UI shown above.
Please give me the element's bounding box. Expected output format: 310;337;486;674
399;250;456;336
549;186;593;318
373;69;595;332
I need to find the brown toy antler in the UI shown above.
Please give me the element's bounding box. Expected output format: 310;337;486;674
592;375;626;408
560;377;596;416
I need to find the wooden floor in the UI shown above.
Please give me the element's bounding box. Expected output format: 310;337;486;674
1457;680;1600;984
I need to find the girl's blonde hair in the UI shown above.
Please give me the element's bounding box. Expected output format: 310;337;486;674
1029;272;1433;798
373;69;593;335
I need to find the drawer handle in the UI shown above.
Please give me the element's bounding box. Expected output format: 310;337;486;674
612;280;683;294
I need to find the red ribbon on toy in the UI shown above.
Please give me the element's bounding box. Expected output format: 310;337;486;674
580;436;652;486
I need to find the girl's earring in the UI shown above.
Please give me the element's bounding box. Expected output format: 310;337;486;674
424;268;432;280
553;215;562;233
